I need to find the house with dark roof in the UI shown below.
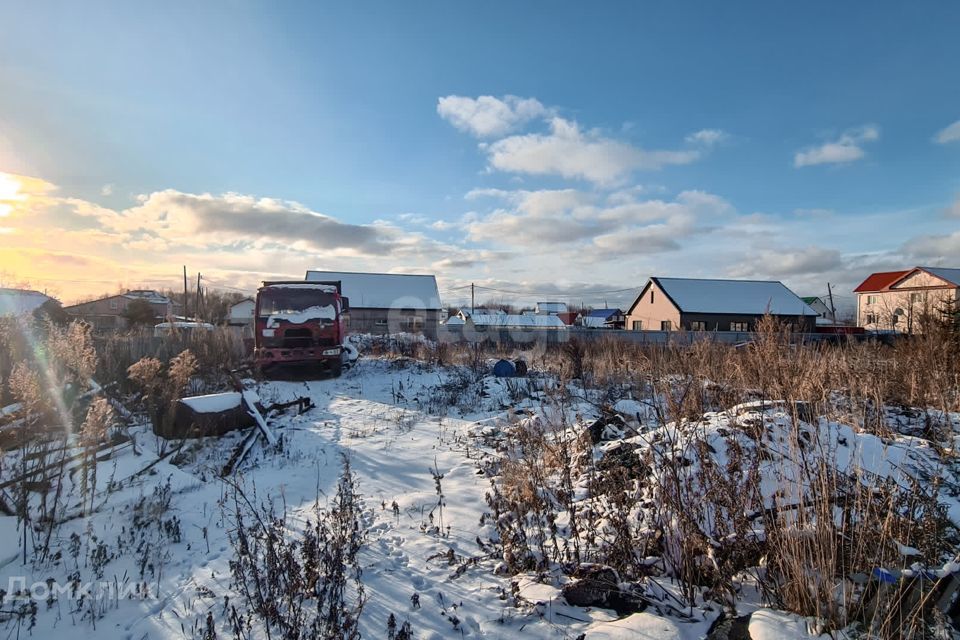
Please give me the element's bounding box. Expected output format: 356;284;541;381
578;308;625;329
625;277;817;333
854;266;960;333
304;270;443;337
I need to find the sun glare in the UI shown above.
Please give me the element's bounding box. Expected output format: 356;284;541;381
0;172;27;217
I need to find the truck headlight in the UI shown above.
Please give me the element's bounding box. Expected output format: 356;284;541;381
322;348;341;356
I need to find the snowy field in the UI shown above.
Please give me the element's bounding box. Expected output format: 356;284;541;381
1;353;958;639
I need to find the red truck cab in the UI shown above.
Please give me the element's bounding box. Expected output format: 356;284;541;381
254;281;349;376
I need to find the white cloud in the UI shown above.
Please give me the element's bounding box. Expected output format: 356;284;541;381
903;230;960;259
100;184;114;196
933;119;960;144
794;125;880;168
485;117;699;185
685;129;728;146
728;246;843;278
437;95;549;138
465;186;731;253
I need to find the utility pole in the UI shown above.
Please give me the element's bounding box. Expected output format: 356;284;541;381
183;265;188;320
471;282;475;314
195;272;202;322
827;282;837;323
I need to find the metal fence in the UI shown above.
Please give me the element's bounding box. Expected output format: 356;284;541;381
438;326;873;346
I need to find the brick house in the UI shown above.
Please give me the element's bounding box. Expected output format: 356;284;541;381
625;277;817;333
854;266;960;333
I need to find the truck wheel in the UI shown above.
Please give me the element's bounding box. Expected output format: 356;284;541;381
329;359;343;378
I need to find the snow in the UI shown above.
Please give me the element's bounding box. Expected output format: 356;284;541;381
154;321;215;330
465;313;567;328
305;270;442;310
179;391;244;413
749;609;817;639
588;611;713;639
651;277;818;316
264;304;336;327
265;283;339;292
2;355;957;640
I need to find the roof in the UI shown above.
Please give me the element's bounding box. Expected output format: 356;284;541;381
0;288;53;316
853;270;911;293
124;290;171;304
919;266;960;287
640;277;817;316
467;313;567;328
800;296;821;304
586;308;622;318
305;270;442;310
535;301;568;313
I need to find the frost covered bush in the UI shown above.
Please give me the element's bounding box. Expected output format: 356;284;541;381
225;457;366;640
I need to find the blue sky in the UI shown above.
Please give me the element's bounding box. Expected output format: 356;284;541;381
1;1;959;308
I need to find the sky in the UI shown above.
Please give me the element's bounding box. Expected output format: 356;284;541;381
1;1;959;311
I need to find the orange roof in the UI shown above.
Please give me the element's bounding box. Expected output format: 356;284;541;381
853;270;910;293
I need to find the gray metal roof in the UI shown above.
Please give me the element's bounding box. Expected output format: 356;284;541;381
921;266;960;286
651;277;818;316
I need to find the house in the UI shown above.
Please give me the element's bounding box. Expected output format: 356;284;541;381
578;308;625;329
535;301;568;315
228;298;255;326
304;270;443;337
801;296;833;320
64;290;177;331
0;288;54;317
854;266;960;333
624;277;817;333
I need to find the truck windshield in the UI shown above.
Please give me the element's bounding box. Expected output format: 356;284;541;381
258;289;337;322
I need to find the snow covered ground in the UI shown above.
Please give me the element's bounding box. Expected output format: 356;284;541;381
0;356;957;639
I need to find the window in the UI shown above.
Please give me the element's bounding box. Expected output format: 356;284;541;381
867;295;879;305
690;321;706;331
374;319;388;326
866;313;877;324
632;320;643;331
109;299;118;310
650;290;655;304
910;292;923;303
660;320;672;331
730;321;749;332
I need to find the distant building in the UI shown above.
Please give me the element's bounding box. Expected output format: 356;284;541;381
801;296;833;319
624;277;817;332
0;288;54;317
579;308;625;329
64;290;177;331
228;298;255;326
457;310;567;330
305;270;443;337
854;266;960;333
535;301;568;315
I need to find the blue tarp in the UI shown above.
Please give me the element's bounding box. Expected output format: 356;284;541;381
493;359;516;377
